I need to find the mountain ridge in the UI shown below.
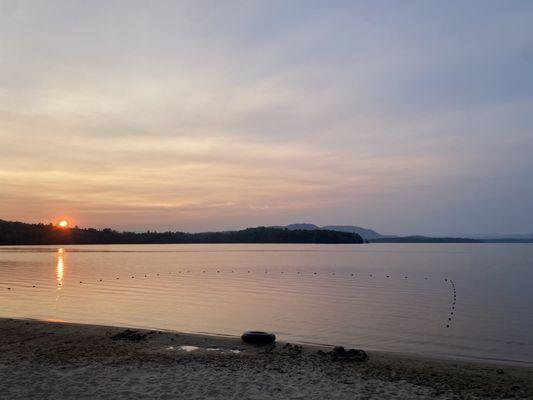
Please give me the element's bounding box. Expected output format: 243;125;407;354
282;223;385;240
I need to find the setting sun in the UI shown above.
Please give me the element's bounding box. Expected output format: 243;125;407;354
57;220;69;228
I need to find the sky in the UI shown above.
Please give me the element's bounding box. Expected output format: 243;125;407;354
1;0;533;235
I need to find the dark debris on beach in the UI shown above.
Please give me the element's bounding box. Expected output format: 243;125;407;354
111;329;147;342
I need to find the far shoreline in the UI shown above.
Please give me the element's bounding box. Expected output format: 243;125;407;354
3;242;533;248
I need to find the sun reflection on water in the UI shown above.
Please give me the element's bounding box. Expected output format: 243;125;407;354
56;248;65;289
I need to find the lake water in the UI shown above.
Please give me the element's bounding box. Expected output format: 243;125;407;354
1;243;532;365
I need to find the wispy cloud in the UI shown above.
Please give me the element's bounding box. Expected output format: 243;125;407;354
1;0;532;234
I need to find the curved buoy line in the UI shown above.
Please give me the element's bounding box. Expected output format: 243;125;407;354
4;268;457;331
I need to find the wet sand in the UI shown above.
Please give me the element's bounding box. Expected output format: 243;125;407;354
0;318;532;399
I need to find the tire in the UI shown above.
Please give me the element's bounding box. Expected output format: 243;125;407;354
241;331;276;346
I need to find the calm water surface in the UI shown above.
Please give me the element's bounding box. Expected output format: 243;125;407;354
1;243;532;365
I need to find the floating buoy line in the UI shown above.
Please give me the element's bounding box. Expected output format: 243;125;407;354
444;278;457;329
3;268;457;330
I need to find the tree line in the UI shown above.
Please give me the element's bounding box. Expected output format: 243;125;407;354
0;220;364;245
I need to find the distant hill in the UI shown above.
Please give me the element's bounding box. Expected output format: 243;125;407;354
322;225;385;240
0;220;364;245
467;233;533;240
283;223;385;240
370;235;481;243
281;223;501;243
285;223;321;231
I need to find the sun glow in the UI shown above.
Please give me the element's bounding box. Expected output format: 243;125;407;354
58;220;69;228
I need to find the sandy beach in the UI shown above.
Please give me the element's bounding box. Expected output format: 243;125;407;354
0;318;532;399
